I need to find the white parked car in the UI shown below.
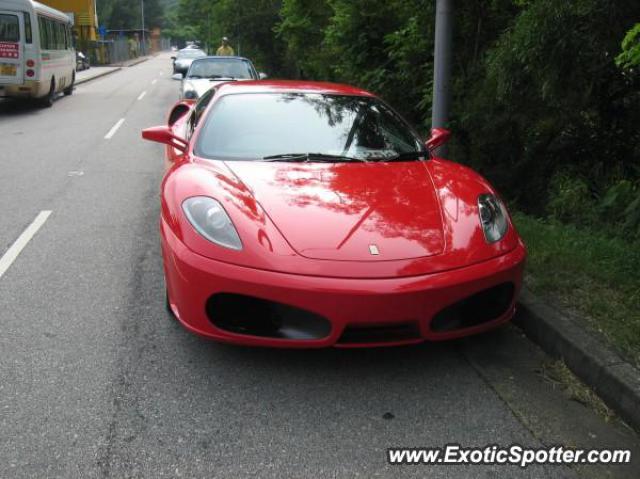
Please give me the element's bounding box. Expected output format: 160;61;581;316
176;56;266;99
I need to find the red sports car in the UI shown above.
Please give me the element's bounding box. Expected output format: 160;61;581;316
142;80;526;348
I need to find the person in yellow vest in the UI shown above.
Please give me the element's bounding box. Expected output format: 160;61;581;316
216;37;235;56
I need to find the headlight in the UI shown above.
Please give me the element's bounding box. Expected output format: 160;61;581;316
478;194;508;243
182;197;242;250
183;89;197;99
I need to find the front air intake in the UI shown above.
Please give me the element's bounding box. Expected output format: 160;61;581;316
206;293;331;340
430;282;515;332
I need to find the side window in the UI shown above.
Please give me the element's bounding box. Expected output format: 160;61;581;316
55;22;63;49
187;90;215;139
54;22;59;49
37;16;48;49
46;18;52;49
23;13;32;44
46;18;54;49
194;89;215;127
61;23;67;49
186;112;196;140
37;16;44;48
52;21;58;49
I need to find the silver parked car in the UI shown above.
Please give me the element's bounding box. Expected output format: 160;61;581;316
171;48;207;76
176;56;266;99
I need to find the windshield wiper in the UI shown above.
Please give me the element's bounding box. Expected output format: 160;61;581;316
380;151;429;162
262;153;369;163
208;75;236;80
187;74;203;79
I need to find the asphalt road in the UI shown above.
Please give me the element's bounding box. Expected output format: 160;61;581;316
0;53;638;479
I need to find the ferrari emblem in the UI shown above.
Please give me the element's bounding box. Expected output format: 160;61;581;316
369;244;380;255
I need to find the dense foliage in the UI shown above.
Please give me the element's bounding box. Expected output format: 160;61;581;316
96;0;165;31
163;0;640;238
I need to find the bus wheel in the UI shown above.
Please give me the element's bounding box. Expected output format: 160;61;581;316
63;73;75;96
41;78;55;108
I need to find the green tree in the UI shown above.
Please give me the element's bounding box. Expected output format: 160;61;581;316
456;0;640;220
276;0;333;79
97;0;165;30
616;23;640;70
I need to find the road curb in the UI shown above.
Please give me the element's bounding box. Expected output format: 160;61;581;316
514;289;640;431
123;57;150;67
75;67;122;86
75;56;150;86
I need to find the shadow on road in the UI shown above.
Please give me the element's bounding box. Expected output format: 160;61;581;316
0;97;53;117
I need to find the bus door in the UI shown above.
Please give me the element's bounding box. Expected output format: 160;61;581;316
0;11;24;85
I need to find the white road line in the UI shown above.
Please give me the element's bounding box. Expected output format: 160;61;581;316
151;79;157;85
137;90;147;101
104;118;125;139
0;211;52;280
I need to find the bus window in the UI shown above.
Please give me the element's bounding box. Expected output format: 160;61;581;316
54;22;61;49
23;12;32;43
37;16;47;49
59;23;65;49
0;14;19;42
38;16;64;50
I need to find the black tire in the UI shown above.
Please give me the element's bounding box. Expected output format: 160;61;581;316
63;72;75;96
40;78;55;108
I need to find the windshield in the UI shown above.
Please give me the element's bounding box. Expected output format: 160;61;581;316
187;59;254;79
0;14;19;42
195;93;425;162
177;49;205;59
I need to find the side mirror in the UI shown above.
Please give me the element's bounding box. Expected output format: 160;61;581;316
258;72;268;80
171;56;176;60
142;126;188;153
171;73;183;80
426;127;451;153
167;100;195;126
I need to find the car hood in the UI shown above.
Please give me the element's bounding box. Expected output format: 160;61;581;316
183;78;245;98
225;161;446;261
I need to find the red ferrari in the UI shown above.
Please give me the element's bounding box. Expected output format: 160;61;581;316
142;80;526;348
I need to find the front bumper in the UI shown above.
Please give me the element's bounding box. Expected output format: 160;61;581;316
162;218;526;348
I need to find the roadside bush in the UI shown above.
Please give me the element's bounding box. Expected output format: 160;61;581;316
547;173;596;226
616;23;640;70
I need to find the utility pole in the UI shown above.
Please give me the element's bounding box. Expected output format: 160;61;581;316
236;4;240;56
140;0;145;55
431;0;453;157
208;11;211;54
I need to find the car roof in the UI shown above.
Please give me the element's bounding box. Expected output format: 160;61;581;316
192;56;253;62
214;80;375;97
178;49;205;54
